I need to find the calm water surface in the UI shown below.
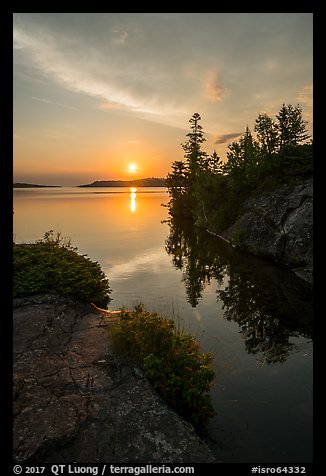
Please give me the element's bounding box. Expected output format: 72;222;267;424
13;187;313;463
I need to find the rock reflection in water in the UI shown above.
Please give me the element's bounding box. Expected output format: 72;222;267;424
165;217;312;365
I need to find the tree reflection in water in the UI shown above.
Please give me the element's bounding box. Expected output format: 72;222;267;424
165;217;313;364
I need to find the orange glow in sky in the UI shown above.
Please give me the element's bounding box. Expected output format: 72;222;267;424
13;13;313;186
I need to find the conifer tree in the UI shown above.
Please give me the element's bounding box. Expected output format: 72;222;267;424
181;113;207;182
276;104;310;153
254;113;278;158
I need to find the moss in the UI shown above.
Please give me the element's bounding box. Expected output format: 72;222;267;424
13;230;111;308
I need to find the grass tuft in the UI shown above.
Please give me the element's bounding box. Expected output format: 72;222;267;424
110;304;216;427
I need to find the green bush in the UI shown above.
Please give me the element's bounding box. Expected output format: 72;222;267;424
13;230;111;307
110;304;215;427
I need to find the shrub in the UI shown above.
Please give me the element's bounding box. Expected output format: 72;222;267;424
110;304;215;427
13;230;111;307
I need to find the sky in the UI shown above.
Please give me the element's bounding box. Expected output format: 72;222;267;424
13;13;313;186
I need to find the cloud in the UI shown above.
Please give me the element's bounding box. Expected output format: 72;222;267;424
32;96;52;104
112;29;128;44
13;24;180;118
13;13;313;137
98;101;128;110
296;83;313;108
213;132;242;145
296;83;313;131
203;71;225;103
32;96;78;110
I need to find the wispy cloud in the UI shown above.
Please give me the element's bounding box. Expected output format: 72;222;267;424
297;83;313;108
13;25;182;119
32;96;78;110
213;132;242;145
13;13;313;145
32;96;52;104
203;71;225;103
112;29;128;45
98;101;128;110
296;83;313;128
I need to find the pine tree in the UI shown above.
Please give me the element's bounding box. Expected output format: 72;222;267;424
254;113;278;158
223;127;259;179
276;104;310;153
181;113;207;181
166;161;189;198
206;150;222;174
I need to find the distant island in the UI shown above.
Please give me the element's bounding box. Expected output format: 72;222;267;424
13;183;62;188
13;178;167;188
79;177;166;187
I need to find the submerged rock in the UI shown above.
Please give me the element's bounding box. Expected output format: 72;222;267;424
13;294;216;463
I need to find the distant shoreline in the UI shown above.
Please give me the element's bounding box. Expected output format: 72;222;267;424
79;178;166;187
13;183;62;188
13;177;167;188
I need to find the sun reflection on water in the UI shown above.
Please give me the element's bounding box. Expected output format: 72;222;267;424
130;187;137;213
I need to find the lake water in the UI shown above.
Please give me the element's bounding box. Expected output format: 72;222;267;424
13;186;313;463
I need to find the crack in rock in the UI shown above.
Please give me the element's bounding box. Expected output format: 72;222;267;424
13;294;216;463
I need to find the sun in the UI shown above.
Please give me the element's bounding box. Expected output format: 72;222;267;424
128;163;137;173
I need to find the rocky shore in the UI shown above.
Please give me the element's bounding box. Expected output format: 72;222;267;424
13;294;216;463
221;176;313;283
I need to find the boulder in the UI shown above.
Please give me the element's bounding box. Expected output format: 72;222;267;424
13;294;216;463
223;177;313;283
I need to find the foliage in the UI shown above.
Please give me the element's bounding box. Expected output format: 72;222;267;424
110;304;216;426
167;113;226;219
13;230;111;307
222;126;261;189
254;113;279;158
166;161;189;196
276;103;310;153
223;104;311;189
166;104;312;234
192;172;249;233
181;112;207;181
166;161;193;218
222;105;311;190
